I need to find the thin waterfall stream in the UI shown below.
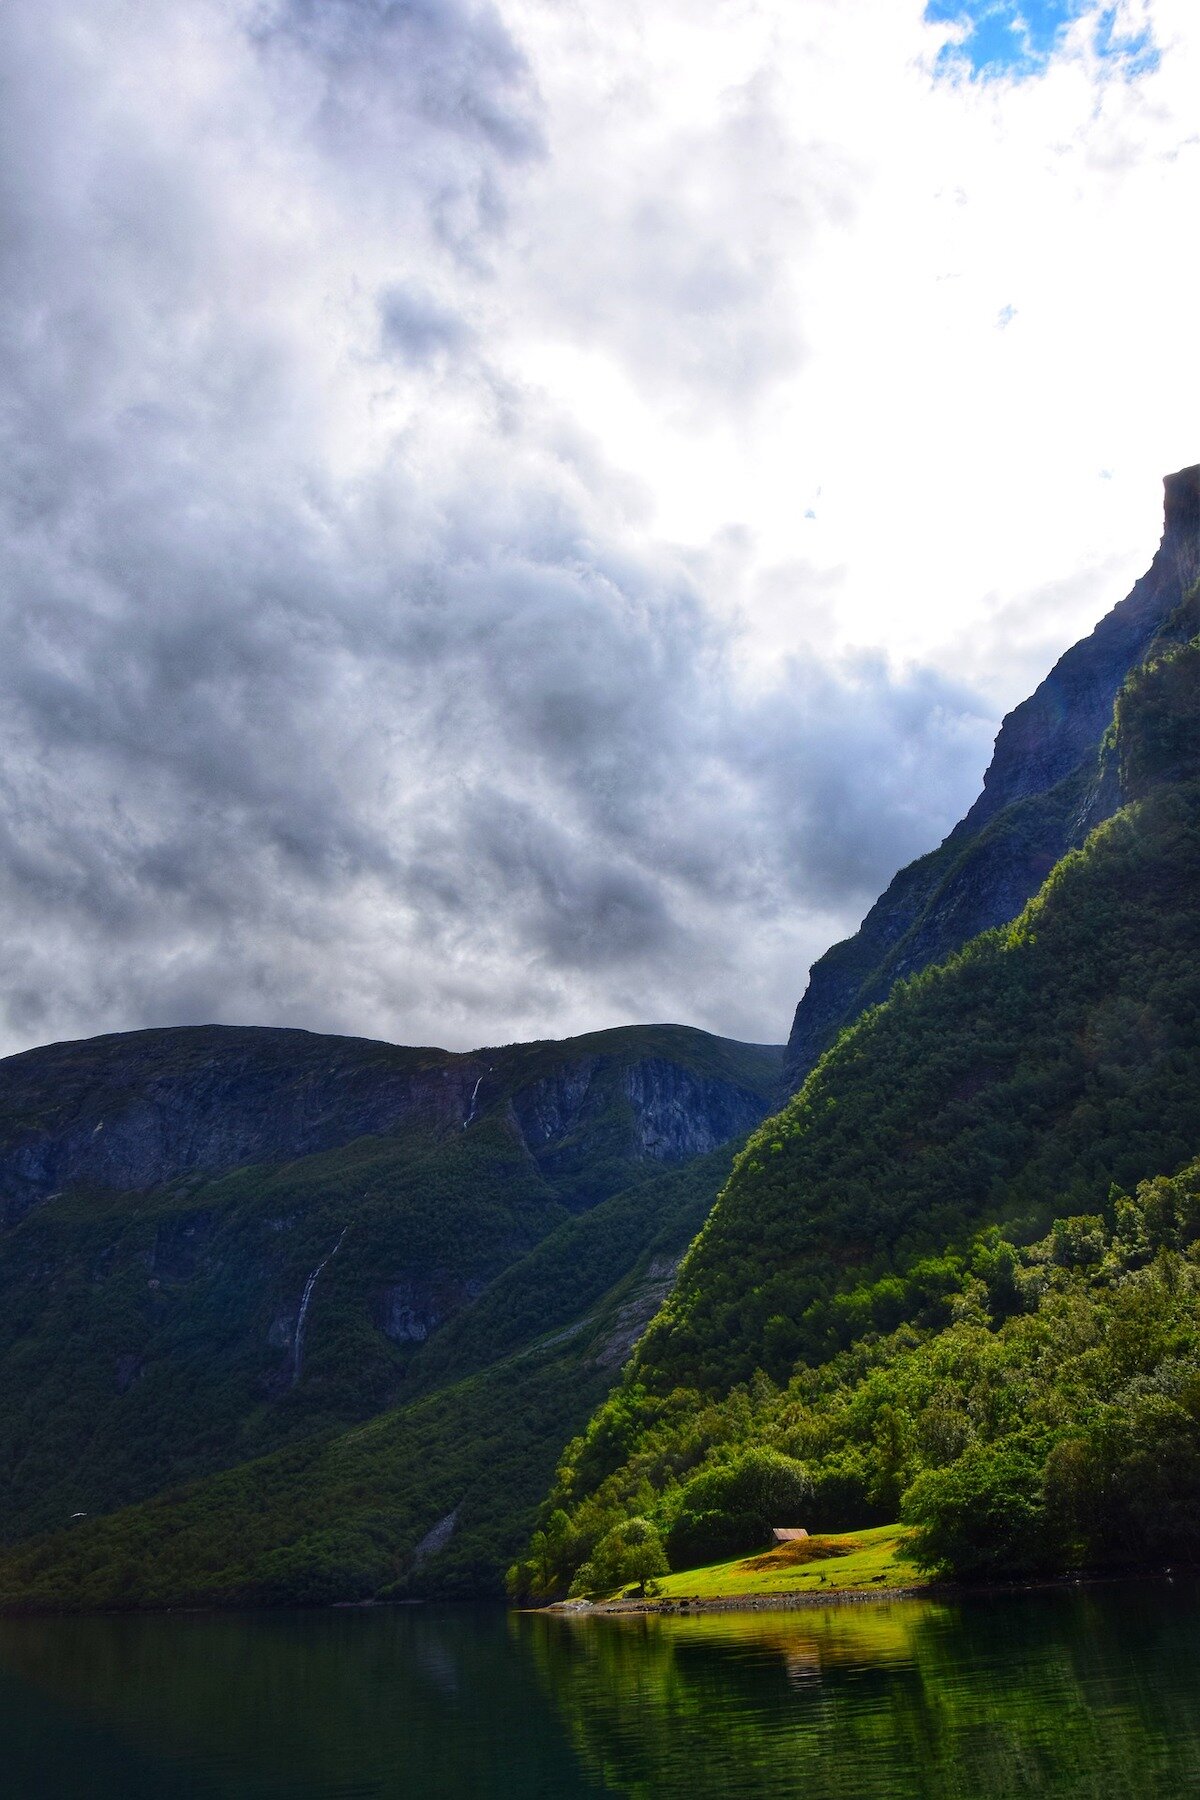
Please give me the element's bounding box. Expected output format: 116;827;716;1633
463;1069;489;1129
291;1226;348;1385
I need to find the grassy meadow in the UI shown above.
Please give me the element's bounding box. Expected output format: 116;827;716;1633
635;1525;924;1603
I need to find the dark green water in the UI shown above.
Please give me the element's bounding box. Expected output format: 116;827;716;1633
0;1582;1197;1797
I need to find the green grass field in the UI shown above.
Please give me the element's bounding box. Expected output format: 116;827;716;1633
641;1525;926;1602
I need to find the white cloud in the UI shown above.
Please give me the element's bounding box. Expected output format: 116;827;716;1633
497;0;1200;684
0;0;1197;1057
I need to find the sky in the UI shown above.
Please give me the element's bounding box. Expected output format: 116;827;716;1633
1;0;1199;1059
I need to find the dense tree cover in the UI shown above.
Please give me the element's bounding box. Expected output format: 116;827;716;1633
1116;635;1200;798
0;1118;563;1539
641;780;1200;1397
516;1159;1200;1595
0;1331;611;1611
408;1146;736;1394
0;1135;745;1608
513;643;1200;1596
567;1516;669;1599
661;1447;812;1572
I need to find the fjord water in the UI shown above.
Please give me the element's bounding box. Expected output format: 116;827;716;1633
0;1584;1197;1798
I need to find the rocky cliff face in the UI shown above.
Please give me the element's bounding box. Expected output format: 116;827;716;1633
509;1053;767;1187
962;467;1200;828
0;1022;780;1221
785;464;1200;1091
0;1027;466;1221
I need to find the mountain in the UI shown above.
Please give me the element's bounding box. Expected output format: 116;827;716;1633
5;469;1200;1615
0;1021;780;1579
515;615;1200;1598
0;1021;775;1221
785;463;1200;1090
0;1146;738;1608
644;640;1200;1393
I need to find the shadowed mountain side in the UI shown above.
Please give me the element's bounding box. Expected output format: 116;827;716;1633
0;1146;734;1608
0;1023;779;1546
785;464;1200;1090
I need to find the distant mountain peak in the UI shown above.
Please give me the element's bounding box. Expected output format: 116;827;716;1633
784;461;1200;1091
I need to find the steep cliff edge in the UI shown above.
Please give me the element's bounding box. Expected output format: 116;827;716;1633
785;464;1200;1089
0;1022;778;1222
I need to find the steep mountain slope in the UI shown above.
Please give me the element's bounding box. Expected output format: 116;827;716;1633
785;463;1200;1089
0;1141;735;1608
520;634;1200;1592
520;1157;1200;1599
0;1022;780;1545
650;637;1200;1391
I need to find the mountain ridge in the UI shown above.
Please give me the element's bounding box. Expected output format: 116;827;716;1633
0;1020;780;1222
785;463;1200;1089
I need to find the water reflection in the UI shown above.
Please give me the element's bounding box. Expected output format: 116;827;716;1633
0;1584;1196;1798
525;1584;1200;1798
0;1608;598;1799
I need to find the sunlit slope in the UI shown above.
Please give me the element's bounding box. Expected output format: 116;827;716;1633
645;1527;922;1602
515;640;1200;1597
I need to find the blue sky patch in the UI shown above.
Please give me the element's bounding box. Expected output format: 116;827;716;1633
925;2;1159;81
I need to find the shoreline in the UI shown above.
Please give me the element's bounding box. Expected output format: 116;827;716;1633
546;1583;931;1618
542;1563;1197;1620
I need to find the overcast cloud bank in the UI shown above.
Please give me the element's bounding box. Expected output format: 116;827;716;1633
0;0;1196;1055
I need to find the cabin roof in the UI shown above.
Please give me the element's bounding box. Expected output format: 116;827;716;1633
771;1527;809;1542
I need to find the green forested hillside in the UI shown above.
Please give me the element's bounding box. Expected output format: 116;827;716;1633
645;664;1200;1396
406;1146;734;1394
514;640;1200;1596
517;1159;1200;1596
0;1023;778;1582
0;1144;735;1609
0;1116;561;1537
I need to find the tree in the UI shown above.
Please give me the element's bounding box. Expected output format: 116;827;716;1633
665;1447;811;1570
576;1517;668;1597
902;1443;1053;1578
621;1520;668;1597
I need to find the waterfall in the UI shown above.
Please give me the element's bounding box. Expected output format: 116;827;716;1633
291;1226;347;1385
463;1071;486;1129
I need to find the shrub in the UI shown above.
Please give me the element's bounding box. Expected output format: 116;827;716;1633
666;1508;769;1570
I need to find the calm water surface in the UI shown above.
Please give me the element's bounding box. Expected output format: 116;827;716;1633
0;1581;1197;1797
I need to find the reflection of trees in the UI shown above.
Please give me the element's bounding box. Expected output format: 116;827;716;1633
2;1589;1198;1797
522;1582;1200;1799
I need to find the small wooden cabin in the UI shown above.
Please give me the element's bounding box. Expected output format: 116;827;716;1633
771;1527;809;1544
